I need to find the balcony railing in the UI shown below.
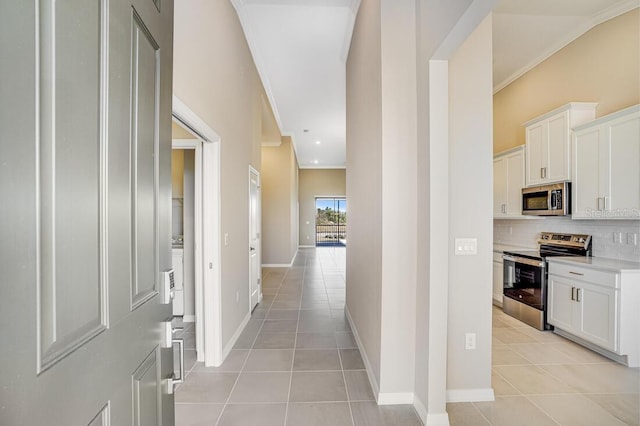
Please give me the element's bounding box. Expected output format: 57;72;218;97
316;224;347;247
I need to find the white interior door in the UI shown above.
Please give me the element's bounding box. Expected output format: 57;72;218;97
249;167;261;310
0;1;175;425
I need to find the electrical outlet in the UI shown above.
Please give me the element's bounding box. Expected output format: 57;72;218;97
627;233;638;246
613;232;623;244
465;333;476;350
224;233;229;246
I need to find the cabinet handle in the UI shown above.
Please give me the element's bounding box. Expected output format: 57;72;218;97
597;197;603;211
576;288;581;302
502;204;506;214
571;287;575;301
603;196;608;210
569;271;584;276
540;167;547;179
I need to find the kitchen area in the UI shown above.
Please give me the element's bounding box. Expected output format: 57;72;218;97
478;4;640;424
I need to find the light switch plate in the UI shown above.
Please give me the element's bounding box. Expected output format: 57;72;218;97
627;233;638;246
455;238;478;255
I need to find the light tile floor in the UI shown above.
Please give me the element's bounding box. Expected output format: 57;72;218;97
174;247;640;425
448;307;640;425
174;247;422;425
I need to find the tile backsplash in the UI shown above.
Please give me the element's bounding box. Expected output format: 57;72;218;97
494;218;640;262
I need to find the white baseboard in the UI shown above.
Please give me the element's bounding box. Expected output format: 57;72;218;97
221;312;251;360
425;413;451;426
446;388;495;402
377;392;414;405
262;249;298;268
298;245;315;248
345;307;381;399
183;315;195;323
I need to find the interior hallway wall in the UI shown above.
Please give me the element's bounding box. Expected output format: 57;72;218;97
493;8;640;154
261;137;299;266
447;13;494;398
174;0;266;349
298;169;346;246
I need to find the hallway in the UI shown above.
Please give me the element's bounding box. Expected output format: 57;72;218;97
174;247;422;425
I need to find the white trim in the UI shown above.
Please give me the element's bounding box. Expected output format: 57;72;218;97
298;245;315;249
414;395;452;425
182;315;195;323
249;165;262;312
299;165;347;170
445;388;495;403
222;312;251;362
171;135;205;361
172;99;223;368
262;263;294;268
377;393;415;405
172;95;220;143
345;307;381;401
494;1;639;93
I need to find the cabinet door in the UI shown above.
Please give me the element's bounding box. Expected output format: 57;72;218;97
493;157;507;217
578;283;617;351
526;122;546;186
547;111;570;182
506;150;524;216
573;126;602;218
608;112;640;216
492;261;504;304
548;275;577;332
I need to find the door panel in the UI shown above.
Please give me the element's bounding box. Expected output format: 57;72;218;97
547;112;568;182
0;0;175;425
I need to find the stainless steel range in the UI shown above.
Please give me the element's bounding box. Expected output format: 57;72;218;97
502;232;592;330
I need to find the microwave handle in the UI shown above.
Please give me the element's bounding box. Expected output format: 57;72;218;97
550;191;556;210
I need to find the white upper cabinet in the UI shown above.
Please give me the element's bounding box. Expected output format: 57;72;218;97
524;103;598;187
573;105;640;219
494;146;525;218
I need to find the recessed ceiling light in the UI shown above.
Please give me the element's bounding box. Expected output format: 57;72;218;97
315;140;321;145
313;160;319;164
303;129;309;133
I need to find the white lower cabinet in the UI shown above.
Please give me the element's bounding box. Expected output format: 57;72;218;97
548;259;640;367
548;274;616;351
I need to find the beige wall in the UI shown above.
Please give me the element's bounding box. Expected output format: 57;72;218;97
346;0;383;389
171;121;196;139
174;0;265;348
494;9;640;153
261;137;299;265
447;14;493;395
298;169;346;246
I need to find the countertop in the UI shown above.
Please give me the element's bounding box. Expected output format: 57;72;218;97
548;256;640;273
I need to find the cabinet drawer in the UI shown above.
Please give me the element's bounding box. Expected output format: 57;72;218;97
549;262;618;288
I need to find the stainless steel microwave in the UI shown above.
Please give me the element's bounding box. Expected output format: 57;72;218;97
522;182;571;216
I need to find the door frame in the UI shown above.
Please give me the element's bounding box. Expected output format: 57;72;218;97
172;95;223;367
248;165;262;309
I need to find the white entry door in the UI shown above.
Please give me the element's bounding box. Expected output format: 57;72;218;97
249;167;262;311
0;1;175;425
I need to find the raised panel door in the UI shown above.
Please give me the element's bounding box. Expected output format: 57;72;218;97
547;111;569;183
573;126;602;218
578;283;617;351
608;112;640;216
493;157;507;217
526;122;546;186
0;1;175;425
548;275;578;333
506;149;524;216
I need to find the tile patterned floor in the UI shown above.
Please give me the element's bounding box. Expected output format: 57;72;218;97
448;307;640;425
174;247;422;425
174;247;640;425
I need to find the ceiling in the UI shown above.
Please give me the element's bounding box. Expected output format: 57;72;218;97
233;0;637;168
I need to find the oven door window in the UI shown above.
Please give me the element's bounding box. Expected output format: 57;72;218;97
503;260;543;309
